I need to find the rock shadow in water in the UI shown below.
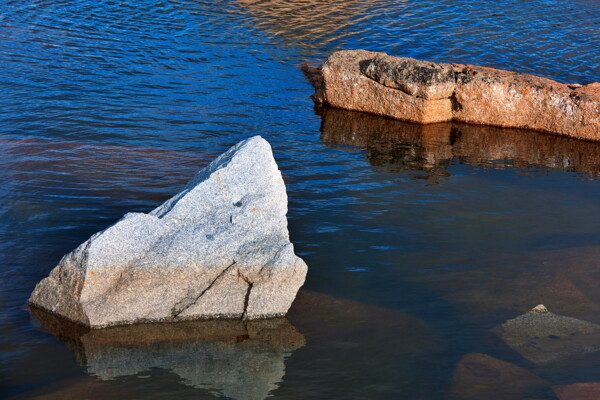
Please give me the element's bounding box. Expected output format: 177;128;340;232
30;307;305;400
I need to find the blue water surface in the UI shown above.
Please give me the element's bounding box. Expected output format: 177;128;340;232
1;0;600;398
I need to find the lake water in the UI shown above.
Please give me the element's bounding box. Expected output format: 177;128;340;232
2;0;600;399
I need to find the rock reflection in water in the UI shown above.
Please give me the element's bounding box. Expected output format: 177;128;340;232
235;0;377;56
31;308;305;400
319;107;600;179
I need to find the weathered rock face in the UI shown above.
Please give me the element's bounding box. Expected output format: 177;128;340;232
29;136;308;327
307;50;453;124
305;50;600;140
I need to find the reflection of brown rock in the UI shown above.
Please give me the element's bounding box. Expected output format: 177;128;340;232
319;107;600;177
236;0;369;56
448;353;550;400
554;383;600;400
311;50;600;140
0;136;211;209
31;307;305;400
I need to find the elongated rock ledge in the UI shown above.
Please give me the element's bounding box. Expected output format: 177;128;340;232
303;50;600;141
29;136;308;328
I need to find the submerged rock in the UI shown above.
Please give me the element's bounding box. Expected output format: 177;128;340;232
554;383;600;400
29;136;308;327
448;353;550;400
493;306;600;364
307;50;600;140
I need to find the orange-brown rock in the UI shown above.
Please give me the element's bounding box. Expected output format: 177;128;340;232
306;50;600;140
309;50;453;124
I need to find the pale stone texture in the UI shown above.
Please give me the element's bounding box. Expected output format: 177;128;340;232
493;308;600;364
29;136;308;327
307;50;600;140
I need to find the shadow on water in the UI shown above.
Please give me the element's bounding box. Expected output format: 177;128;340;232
26;307;305;400
17;289;451;399
319;107;600;180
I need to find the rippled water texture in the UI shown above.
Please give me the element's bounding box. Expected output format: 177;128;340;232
2;0;600;399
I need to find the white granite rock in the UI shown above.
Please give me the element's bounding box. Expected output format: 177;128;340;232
29;136;308;327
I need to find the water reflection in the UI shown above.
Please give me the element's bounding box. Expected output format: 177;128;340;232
319;107;600;179
31;308;305;400
235;0;382;58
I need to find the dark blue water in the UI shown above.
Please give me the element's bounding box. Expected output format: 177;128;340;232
2;0;600;398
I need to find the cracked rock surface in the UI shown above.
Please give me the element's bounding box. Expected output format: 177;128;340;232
29;136;307;328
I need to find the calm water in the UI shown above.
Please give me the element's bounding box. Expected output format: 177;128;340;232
2;0;600;398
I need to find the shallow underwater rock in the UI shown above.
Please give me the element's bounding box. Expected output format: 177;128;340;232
307;50;600;140
448;353;551;400
493;306;600;364
29;136;308;327
554;382;600;400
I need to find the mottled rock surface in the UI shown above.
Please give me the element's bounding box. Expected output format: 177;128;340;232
29;136;307;327
307;50;600;140
493;307;600;364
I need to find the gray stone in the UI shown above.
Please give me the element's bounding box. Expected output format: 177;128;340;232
493;307;600;364
29;136;308;327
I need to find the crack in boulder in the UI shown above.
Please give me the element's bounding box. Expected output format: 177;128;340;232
171;260;237;318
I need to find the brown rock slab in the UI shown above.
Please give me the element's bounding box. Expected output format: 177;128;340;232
308;50;600;140
320;50;453;123
448;353;551;400
452;64;600;140
554;383;600;400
